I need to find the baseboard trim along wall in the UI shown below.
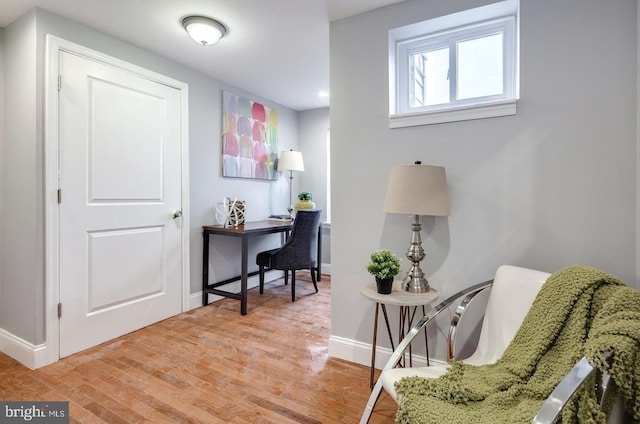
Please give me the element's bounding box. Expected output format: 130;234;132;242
328;334;438;370
0;328;49;370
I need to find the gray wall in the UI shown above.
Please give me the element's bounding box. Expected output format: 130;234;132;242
637;3;640;297
299;108;331;270
0;11;43;344
330;0;638;361
0;27;4;325
0;8;302;345
299;108;330;223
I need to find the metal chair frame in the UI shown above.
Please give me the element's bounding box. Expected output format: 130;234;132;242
532;351;616;424
360;281;621;424
360;279;493;423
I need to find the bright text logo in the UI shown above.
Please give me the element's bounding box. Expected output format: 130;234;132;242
1;402;68;423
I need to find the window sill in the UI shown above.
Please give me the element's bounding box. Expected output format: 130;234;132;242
389;99;517;128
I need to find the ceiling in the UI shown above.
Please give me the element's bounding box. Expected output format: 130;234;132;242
0;0;405;111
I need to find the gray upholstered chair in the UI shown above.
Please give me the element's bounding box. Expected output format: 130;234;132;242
256;209;322;302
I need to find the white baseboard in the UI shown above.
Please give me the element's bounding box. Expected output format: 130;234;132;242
320;263;331;276
0;328;50;370
328;334;438;370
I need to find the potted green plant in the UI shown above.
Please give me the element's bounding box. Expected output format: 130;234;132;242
295;191;316;210
366;249;401;294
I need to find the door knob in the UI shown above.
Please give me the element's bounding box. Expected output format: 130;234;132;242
172;210;182;220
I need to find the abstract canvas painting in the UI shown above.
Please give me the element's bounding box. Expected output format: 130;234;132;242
222;91;278;180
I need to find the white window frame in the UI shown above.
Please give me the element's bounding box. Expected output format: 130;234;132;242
389;0;519;128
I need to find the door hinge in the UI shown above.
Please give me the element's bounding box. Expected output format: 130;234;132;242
57;303;62;318
57;188;62;204
58;75;62;91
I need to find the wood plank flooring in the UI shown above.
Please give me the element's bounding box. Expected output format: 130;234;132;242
0;273;398;423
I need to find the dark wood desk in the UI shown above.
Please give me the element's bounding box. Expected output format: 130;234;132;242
202;220;322;315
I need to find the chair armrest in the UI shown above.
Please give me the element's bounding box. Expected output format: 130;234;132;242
383;279;494;373
448;285;492;360
532;351;613;424
532;357;595;424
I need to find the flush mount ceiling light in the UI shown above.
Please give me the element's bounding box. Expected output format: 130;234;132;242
182;16;227;46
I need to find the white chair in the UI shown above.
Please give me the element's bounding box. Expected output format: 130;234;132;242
361;265;551;423
360;264;629;423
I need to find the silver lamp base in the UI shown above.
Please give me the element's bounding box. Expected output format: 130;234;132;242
403;214;431;293
403;272;431;293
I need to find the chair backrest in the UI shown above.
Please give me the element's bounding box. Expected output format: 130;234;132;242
463;265;551;366
271;210;321;269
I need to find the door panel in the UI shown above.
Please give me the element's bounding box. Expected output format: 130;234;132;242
89;77;164;201
87;226;165;313
59;51;183;358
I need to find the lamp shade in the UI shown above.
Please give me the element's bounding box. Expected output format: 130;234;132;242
182;16;227;46
383;163;449;216
277;150;305;172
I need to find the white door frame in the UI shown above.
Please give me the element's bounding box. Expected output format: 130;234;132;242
43;35;190;367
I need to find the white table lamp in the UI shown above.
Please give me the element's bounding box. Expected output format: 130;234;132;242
277;150;305;215
383;161;450;293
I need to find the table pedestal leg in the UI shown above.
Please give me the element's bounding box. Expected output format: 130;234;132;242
369;304;432;390
362;282;438;392
369;303;379;389
369;303;397;389
422;305;429;366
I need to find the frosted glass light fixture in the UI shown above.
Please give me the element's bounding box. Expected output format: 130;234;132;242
182;16;227;46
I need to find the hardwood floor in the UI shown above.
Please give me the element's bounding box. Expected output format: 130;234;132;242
0;273;398;423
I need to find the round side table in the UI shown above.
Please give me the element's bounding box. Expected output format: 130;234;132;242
360;280;439;389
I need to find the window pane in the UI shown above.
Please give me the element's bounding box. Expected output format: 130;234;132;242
414;79;425;105
411;47;450;107
412;54;426;106
457;33;503;100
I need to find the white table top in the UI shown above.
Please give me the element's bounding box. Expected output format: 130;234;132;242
360;281;439;306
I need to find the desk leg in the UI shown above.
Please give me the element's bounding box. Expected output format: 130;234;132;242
202;232;210;306
316;225;322;281
240;236;248;315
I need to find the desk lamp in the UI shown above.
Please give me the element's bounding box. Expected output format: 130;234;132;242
277;150;305;216
383;162;449;292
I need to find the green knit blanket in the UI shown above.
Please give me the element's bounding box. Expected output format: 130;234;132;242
395;265;640;424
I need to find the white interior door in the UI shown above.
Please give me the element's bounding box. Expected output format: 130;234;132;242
58;50;184;357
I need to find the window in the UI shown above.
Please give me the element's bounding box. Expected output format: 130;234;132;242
390;0;519;127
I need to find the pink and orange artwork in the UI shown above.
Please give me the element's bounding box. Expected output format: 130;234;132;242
222;91;278;180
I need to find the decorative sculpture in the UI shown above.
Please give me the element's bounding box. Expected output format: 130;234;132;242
215;197;245;227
